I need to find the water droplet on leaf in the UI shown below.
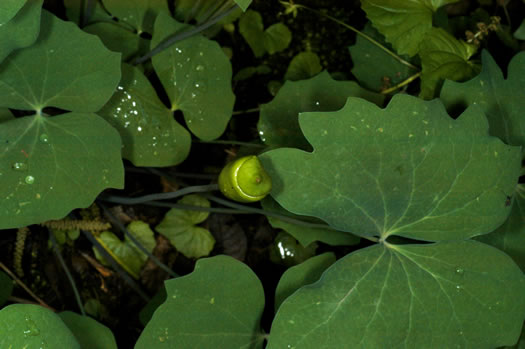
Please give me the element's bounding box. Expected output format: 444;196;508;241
39;134;49;143
12;162;27;171
25;175;35;184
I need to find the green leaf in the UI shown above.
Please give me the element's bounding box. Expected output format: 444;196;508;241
0;0;26;24
514;18;525;40
0;112;123;229
361;0;459;56
419;28;479;99
64;0;112;26
261;197;360;247
139;286;167;326
263;23;292;54
152;13;235;141
59;311;117;349
269;231;317;267
155;195;215;258
126;220;156;264
234;0;252;11
259;94;521;241
0;10;121;112
274;252;335;313
267;240;525;349
0;0;42;64
83;22;147;61
239;10;291;57
101;0;168;34
173;0;243;25
257;71;384;149
348;23;417;92
284;52;322;81
0;304;80;348
475;184;525;272
98;63;191;167
441;50;525;148
136;255;265;349
0;271;13;306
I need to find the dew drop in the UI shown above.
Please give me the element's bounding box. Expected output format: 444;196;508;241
12;162;27;171
25;175;35;184
39;134;49;143
195;64;205;72
455;285;462;292
455;267;464;275
23;317;40;337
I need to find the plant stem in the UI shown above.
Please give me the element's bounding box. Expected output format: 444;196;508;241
294;3;420;71
380;71;422;94
232;107;261;115
132;4;238;65
49;231;86;316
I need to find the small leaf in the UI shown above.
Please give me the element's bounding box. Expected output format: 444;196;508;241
514;18;525;40
263;23;292;54
152;13;235;141
257;71;384;149
238;10;265;57
155;195;215;258
59;311;117;349
260;94;520;241
0;0;42;64
441;50;525;149
0;10;121;112
361;0;459;56
284;51;322;81
83;22;147;61
234;0;252;11
268;241;525;349
0;304;80;348
101;0;169;34
126;220;157;264
135;255;265;349
419;28;479;99
274;252;336;312
98;63;191;167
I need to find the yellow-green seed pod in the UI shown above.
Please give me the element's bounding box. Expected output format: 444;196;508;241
218;155;272;203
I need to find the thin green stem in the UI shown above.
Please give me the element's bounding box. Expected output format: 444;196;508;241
381;71;422;95
232;107;261;115
49;231;85;316
295;3;419;71
132;4;238;65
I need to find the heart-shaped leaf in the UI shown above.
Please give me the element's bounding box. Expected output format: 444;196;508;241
0;0;42;64
0;304;80;348
267;240;525;349
98;63;191;167
136;255;265;349
152;13;235;141
419;28;479;99
260;94;520;242
284;52;322;81
59;311;117;349
441;50;525;149
239;10;291;57
257;71;384;149
155;195;215;258
361;0;459;56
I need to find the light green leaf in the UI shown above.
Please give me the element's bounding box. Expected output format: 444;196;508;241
98;63;191;167
59;311;117;349
361;0;460;56
284;52;322;81
0;271;13;306
274;252;336;312
348;23;417;92
419;28;479;99
514;19;525;40
136;255;265;349
268;240;525;349
263;23;292;54
156;195;215;258
260;94;520;241
0;112;124;229
0;0;26;24
0;304;80;348
0;0;42;64
475;184;525;272
83;22;147;61
257;71;384;149
152;13;235;141
441;50;525;148
102;0;168;33
234;0;252;11
0;10;121;112
126;220;157;264
261;197;360;247
173;0;243;25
